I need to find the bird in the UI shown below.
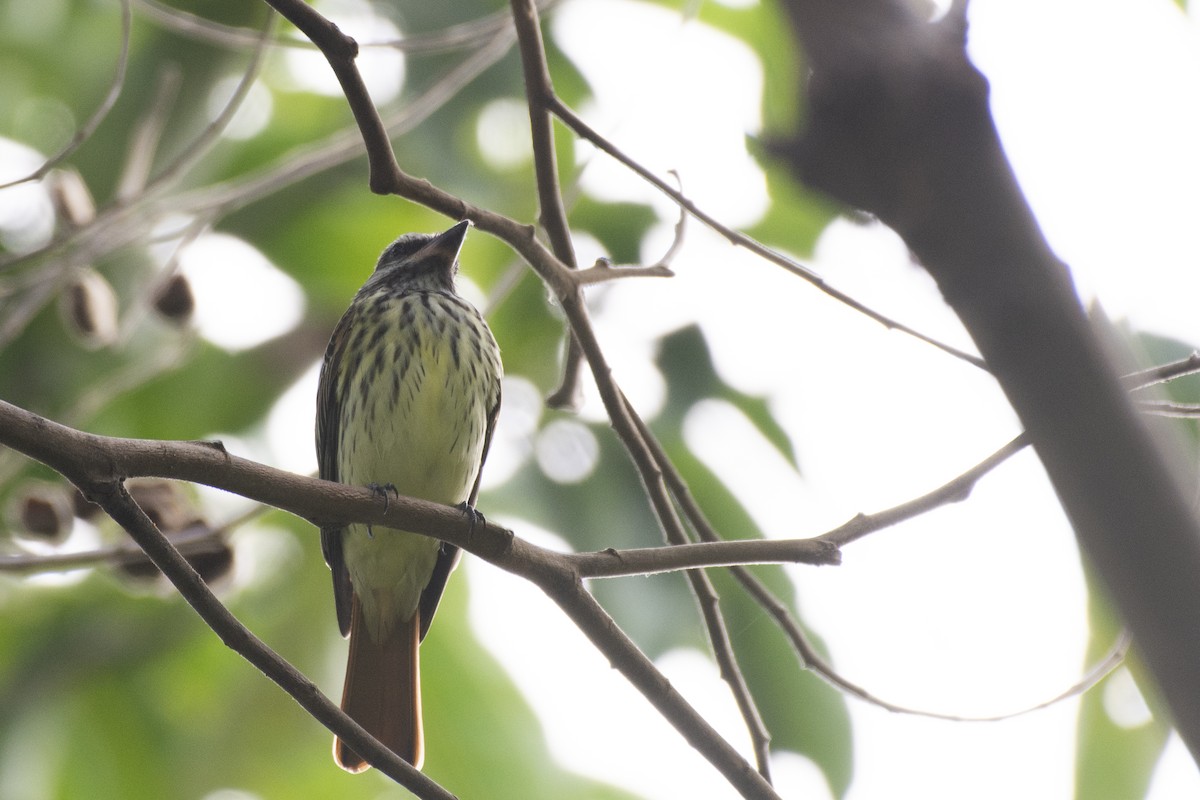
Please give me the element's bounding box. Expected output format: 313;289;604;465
315;219;502;772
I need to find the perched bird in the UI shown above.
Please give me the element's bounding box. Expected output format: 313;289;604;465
315;220;502;772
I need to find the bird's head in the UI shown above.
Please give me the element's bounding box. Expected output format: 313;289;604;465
370;219;471;292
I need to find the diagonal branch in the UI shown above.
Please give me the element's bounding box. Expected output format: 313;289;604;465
81;482;455;799
542;94;988;371
0;398;809;799
256;0;401;193
509;0;587;410
507;0;774;779
0;0;133;190
618;393;777;778
256;4;781;789
776;0;1200;762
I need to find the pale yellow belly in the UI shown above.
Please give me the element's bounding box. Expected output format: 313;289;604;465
338;318;496;640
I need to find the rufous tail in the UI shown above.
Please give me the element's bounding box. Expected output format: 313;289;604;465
334;594;422;772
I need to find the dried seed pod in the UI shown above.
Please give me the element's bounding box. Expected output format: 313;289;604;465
151;272;195;323
114;523;233;588
60;268;119;349
127;478;198;533
47;168;96;228
11;484;74;544
187;540;235;586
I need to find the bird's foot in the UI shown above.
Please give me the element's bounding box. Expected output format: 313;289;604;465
366;483;399;538
456;501;485;542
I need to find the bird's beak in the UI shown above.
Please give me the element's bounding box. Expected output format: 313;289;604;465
418;219;472;265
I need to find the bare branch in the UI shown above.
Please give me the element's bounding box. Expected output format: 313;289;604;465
135;0;556;55
572;538;839;578
1124;352;1200;391
817;433;1029;548
542;94;989;371
1135;401;1200;418
82;480;455;798
509;0;590;411
0;0;133;190
618;394;776;778
777;0;1200;762
0;398;809;799
571;259;674;286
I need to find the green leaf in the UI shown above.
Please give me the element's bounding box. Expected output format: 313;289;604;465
658;324;801;471
1073;562;1170;800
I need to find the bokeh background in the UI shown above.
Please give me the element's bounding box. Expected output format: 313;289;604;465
2;0;1200;798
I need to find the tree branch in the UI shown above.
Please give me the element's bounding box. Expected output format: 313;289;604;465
256;0;403;194
542;94;987;371
0;398;823;798
0;523;223;575
509;0;588;411
775;0;1200;762
617;393;776;778
80;479;454;798
0;0;133;190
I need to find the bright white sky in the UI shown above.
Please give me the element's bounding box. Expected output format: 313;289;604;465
463;1;1200;799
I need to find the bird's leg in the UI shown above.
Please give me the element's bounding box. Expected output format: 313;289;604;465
365;483;399;538
456;501;484;545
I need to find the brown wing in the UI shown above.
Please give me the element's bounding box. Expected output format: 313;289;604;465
316;307;357;638
416;388;501;641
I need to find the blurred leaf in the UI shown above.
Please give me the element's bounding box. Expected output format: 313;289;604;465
571;196;659;265
652;327;852;794
678;447;853;796
1073;562;1170;800
1070;328;1198;799
659;324;801;471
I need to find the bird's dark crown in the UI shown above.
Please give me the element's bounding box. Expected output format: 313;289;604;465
378;233;440;269
365;222;470;294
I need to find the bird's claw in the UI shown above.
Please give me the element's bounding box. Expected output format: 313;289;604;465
456;501;485;541
366;483;399;538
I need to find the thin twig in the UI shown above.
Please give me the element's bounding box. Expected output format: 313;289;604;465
656;171;689;268
1135;401;1200;418
134;0;556;55
509;0;589;411
1124;352;1200;390
573;538;838;576
571;261;674;286
0;0;133;190
817;433;1029;548
561;177;684;285
620;393;776;779
0;524;222;575
0;397;789;799
143;12;278;196
84;481;455;799
543;94;989;371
